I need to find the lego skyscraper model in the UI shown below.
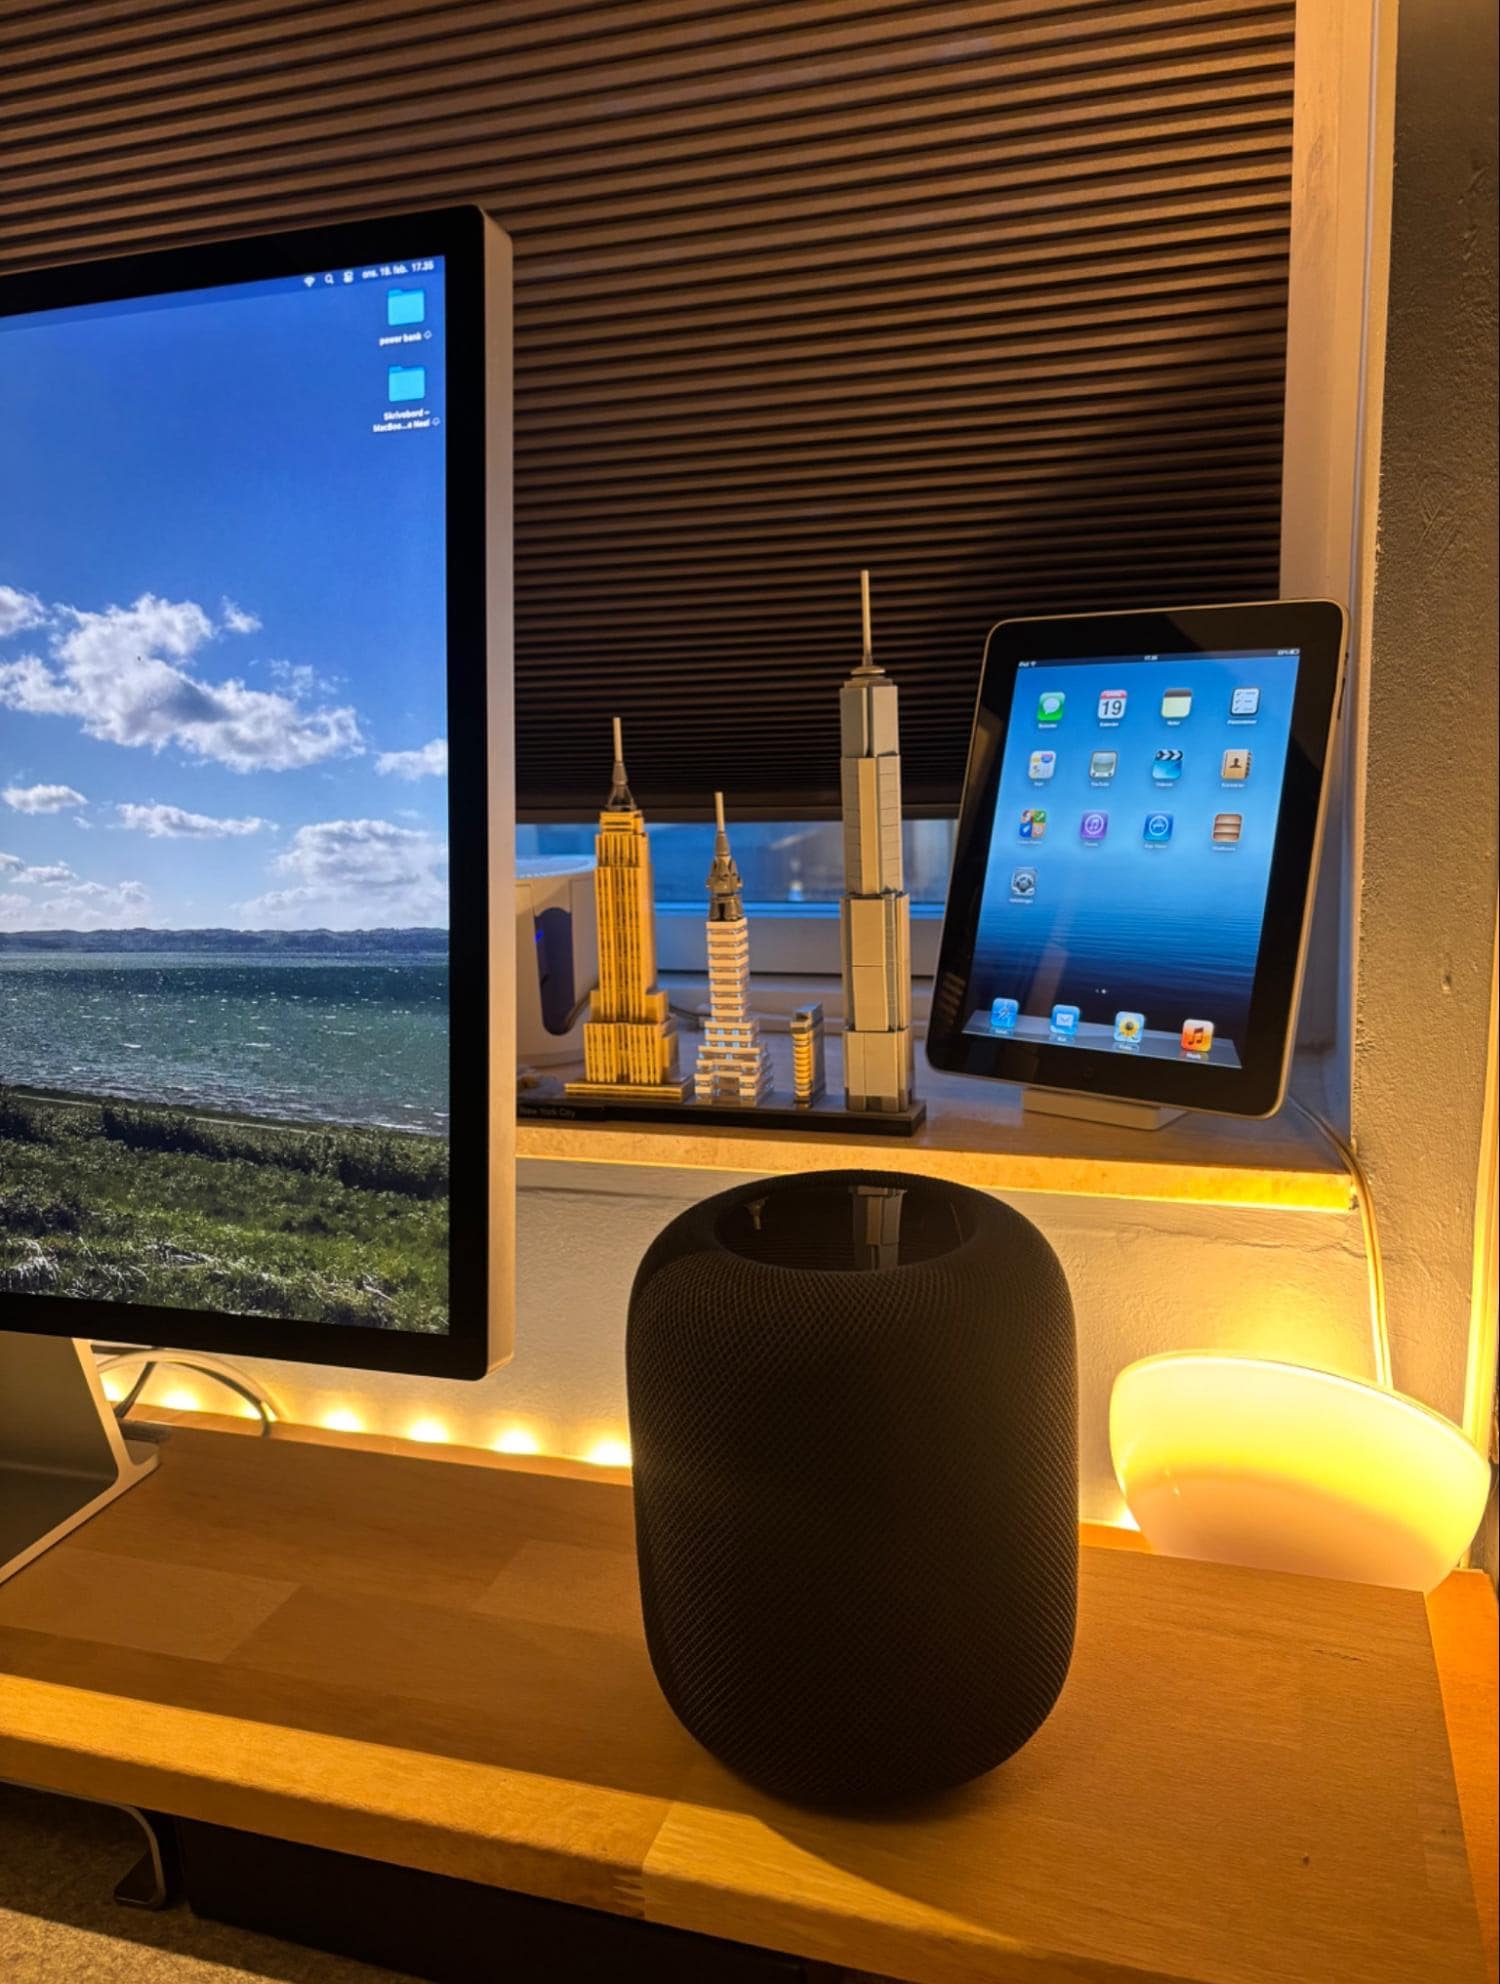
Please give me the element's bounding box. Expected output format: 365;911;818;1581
565;719;690;1102
838;571;914;1112
693;793;772;1106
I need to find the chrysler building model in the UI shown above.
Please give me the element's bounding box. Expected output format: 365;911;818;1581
838;571;914;1113
692;792;772;1107
565;719;690;1103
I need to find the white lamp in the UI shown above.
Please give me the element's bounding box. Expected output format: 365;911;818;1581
1109;1352;1490;1591
1109;1104;1492;1592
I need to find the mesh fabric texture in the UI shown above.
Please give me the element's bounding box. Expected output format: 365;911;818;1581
627;1170;1077;1806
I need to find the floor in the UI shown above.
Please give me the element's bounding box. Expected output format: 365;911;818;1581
0;1783;409;1984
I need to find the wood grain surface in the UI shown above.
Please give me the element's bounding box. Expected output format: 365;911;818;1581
1428;1568;1500;1983
0;1424;1488;1984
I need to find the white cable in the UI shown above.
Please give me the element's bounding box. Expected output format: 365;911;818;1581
94;1347;281;1435
1284;1095;1393;1391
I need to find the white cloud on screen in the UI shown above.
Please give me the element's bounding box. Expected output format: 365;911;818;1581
221;600;262;635
266;658;346;699
0;593;362;773
241;818;448;928
3;783;87;813
268;660;316;695
0;585;47;636
117;802;269;839
0;876;148;932
375;738;447;781
1;852;75;882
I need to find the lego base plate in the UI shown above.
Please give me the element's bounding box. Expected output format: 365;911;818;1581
563;1079;692;1104
519;1080;927;1137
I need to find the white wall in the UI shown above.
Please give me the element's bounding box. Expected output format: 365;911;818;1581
211;1161;1371;1527
1350;0;1498;1463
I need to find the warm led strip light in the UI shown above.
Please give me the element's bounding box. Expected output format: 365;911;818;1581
112;1378;630;1469
305;1405;629;1467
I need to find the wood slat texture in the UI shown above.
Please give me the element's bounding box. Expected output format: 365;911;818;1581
0;1426;1487;1984
1;0;1295;814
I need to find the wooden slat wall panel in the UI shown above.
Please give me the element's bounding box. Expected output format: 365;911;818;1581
0;0;1295;815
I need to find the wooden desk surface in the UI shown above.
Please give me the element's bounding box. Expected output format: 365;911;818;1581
0;1425;1489;1984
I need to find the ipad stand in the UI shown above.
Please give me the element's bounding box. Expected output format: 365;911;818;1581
1023;1088;1185;1132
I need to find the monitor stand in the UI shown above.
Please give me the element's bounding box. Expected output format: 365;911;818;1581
0;1333;159;1587
1023;1088;1185;1132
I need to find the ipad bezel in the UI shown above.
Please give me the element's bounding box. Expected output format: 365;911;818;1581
925;600;1346;1120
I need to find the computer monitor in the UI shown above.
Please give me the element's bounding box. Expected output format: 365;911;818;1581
1;208;513;1580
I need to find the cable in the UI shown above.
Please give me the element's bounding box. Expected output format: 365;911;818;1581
112;1359;157;1420
93;1347;279;1437
1284;1095;1393;1391
171;1361;279;1436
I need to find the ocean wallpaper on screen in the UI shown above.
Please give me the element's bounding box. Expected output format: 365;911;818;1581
968;652;1299;1053
1;257;453;1332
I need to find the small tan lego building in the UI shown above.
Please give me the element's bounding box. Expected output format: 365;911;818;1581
790;1002;827;1105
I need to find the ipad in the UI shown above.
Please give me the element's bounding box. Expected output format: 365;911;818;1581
926;602;1346;1119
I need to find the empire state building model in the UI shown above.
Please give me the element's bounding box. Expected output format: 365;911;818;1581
839;571;914;1113
565;719;689;1103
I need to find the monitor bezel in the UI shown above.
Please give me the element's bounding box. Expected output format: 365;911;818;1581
0;205;512;1378
925;600;1347;1119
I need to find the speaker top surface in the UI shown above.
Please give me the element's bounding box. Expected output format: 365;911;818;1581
715;1173;979;1274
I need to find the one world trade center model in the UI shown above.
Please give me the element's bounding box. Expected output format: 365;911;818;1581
839;571;914;1113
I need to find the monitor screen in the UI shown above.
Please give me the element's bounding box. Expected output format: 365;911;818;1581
960;648;1300;1068
1;233;488;1351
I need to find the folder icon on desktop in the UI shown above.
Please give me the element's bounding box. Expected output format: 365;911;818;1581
388;364;426;403
387;286;425;326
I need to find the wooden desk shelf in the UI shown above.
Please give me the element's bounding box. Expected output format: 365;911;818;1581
519;1036;1351;1213
0;1425;1490;1984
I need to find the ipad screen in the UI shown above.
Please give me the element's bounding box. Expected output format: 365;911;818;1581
962;647;1301;1069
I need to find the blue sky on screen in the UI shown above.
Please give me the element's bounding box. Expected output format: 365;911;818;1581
1;261;449;932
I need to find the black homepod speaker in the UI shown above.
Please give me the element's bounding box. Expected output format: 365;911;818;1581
626;1169;1078;1806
